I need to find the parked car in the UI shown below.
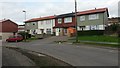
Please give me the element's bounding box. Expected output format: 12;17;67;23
6;36;23;42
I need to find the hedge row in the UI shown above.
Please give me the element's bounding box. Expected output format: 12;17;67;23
78;30;104;36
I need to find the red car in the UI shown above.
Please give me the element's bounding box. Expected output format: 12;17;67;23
6;36;23;42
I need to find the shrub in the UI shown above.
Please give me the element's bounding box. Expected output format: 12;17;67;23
18;32;31;39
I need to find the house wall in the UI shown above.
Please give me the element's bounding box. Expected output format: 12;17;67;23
2;20;18;32
1;32;14;41
37;19;55;34
18;25;25;32
77;12;108;30
54;17;76;36
25;21;38;35
55;17;75;28
25;22;38;30
77;13;104;26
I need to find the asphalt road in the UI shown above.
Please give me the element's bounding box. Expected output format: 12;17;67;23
3;36;118;66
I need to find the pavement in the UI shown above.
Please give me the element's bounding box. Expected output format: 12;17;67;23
2;36;119;66
2;47;36;66
0;40;2;68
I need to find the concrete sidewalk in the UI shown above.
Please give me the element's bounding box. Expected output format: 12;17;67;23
2;47;36;66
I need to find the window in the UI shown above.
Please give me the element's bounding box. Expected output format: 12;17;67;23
58;18;62;24
46;28;51;34
89;14;99;20
80;16;85;21
89;25;99;30
33;22;36;25
64;17;72;23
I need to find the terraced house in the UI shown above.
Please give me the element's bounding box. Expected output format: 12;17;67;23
25;8;109;36
77;8;109;31
54;8;109;36
25;16;55;35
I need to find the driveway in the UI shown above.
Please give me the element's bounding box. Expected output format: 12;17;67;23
3;36;118;66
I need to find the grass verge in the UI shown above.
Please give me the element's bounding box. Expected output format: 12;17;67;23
78;35;118;43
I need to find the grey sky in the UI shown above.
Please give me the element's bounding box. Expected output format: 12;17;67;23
0;0;119;25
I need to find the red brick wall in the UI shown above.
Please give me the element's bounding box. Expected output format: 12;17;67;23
55;17;75;28
1;20;18;32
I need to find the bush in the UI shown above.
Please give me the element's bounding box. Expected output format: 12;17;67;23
78;30;104;36
18;32;31;39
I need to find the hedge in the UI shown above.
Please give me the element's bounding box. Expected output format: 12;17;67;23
78;30;104;36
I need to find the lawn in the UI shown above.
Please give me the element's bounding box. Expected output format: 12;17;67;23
78;35;119;43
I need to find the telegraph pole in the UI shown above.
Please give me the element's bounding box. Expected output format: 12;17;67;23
23;10;27;42
75;0;78;42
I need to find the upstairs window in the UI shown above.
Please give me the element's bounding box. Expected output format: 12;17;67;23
64;17;72;23
32;22;36;25
80;16;85;21
89;14;99;20
58;18;62;24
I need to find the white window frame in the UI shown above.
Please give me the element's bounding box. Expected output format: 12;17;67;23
64;17;72;23
80;16;85;21
58;18;62;24
89;14;99;20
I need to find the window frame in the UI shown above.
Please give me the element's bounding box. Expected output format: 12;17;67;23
80;16;85;21
64;17;72;23
58;18;62;24
89;14;99;20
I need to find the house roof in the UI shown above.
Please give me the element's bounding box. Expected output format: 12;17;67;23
25;8;109;23
77;8;109;16
56;8;109;18
0;19;18;26
25;16;55;23
56;13;75;18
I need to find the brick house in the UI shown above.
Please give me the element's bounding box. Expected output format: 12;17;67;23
0;19;18;41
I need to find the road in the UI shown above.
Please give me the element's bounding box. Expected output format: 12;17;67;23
3;36;118;66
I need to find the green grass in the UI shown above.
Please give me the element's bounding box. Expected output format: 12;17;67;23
78;35;119;43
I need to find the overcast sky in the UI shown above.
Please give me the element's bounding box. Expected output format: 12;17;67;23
0;0;120;25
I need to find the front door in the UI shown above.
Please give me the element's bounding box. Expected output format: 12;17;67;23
64;28;67;35
55;28;60;36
